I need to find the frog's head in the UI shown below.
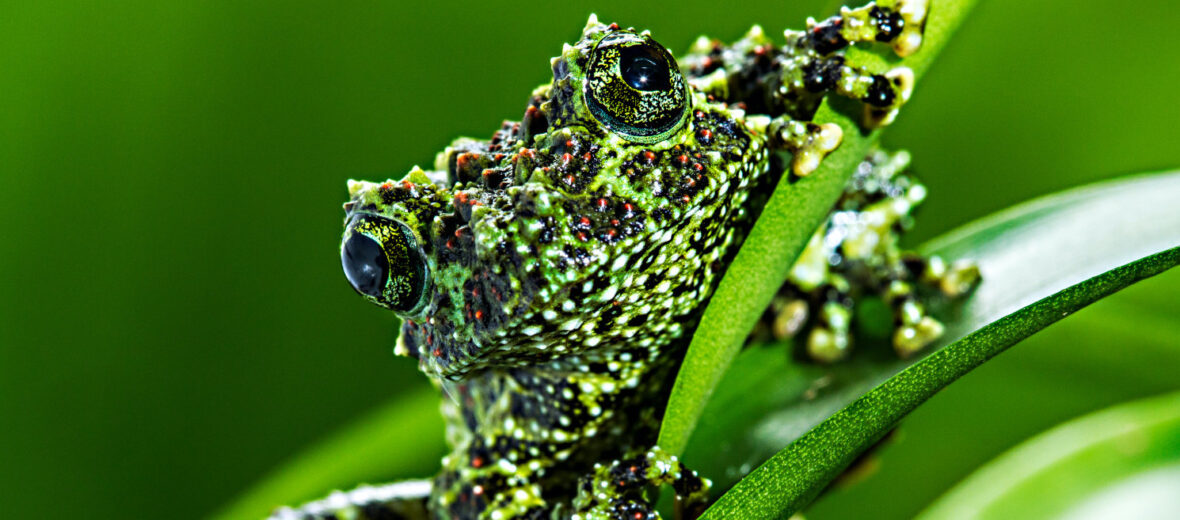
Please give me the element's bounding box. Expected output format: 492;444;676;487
341;16;762;380
530;15;691;145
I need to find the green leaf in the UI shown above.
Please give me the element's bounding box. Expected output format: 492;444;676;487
657;0;982;457
918;391;1180;519
212;387;444;520
696;171;1180;518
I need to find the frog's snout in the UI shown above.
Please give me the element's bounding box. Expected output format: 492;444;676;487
341;213;430;314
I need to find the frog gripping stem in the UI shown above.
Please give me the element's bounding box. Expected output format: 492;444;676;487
297;1;947;518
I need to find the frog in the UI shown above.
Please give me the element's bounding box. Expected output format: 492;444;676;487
271;1;977;518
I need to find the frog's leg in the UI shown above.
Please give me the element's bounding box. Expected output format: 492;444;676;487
267;480;432;520
571;447;710;520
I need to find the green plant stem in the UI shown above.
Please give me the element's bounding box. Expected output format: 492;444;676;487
658;0;981;457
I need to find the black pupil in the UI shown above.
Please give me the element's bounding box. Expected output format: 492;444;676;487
621;45;670;91
342;233;388;298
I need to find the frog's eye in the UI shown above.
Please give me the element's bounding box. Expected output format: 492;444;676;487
585;33;689;143
341;214;429;314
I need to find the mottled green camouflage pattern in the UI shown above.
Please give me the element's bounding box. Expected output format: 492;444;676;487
275;1;971;518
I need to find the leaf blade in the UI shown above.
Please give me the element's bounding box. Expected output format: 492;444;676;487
696;171;1180;518
704;247;1180;519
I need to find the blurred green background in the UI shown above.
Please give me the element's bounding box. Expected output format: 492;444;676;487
3;0;1178;518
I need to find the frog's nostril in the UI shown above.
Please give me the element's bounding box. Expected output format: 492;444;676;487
342;233;388;298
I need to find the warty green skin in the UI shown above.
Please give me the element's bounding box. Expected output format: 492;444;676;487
277;1;949;518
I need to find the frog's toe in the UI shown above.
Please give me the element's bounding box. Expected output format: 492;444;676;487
893;315;944;358
808;324;852;363
864;67;914;128
771;298;810;340
893;0;930;57
940;260;982;298
790;122;844;176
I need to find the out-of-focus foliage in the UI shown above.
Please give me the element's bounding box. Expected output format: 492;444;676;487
3;0;1179;518
919;391;1180;520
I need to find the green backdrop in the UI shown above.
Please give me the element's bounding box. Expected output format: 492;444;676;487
3;0;1178;518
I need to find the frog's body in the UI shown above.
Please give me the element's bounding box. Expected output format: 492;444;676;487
275;2;976;518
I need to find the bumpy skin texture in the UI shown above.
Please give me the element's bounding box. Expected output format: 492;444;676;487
276;1;963;519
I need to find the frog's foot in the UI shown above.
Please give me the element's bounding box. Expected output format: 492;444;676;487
268;480;432;520
572;447;710;520
779;0;923;128
771;119;843;176
802;0;929;58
